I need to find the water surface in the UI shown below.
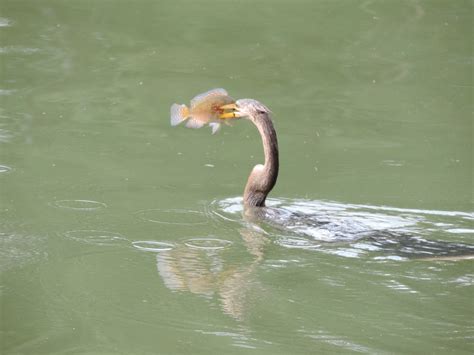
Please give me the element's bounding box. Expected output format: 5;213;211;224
1;0;472;354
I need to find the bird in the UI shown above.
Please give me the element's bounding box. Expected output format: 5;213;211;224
219;99;279;208
170;92;278;208
170;93;474;260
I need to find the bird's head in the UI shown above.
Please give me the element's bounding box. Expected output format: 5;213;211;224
219;99;271;122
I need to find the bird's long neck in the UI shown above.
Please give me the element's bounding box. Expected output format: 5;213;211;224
243;114;279;207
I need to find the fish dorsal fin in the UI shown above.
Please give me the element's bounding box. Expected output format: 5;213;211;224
190;88;228;108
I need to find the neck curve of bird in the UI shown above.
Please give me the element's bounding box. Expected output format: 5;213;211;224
243;112;279;208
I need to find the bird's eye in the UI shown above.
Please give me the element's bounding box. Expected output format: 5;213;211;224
257;110;266;114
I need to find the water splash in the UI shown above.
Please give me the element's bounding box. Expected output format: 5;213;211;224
211;197;474;259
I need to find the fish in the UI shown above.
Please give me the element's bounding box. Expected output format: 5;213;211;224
170;88;236;134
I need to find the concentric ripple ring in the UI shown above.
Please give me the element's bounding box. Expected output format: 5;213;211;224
63;230;128;246
52;199;107;211
0;165;12;174
132;241;175;252
184;238;233;250
135;209;207;225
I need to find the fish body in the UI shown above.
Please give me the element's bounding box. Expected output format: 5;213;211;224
170;88;235;134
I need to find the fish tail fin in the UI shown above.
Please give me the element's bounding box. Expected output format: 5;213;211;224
170;104;190;126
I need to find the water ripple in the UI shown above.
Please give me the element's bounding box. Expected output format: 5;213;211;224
212;197;474;259
301;328;372;353
135;208;207;225
0;89;16;96
51;199;107;211
385;279;419;294
184;238;233;250
63;230;128;246
0;46;40;54
275;236;320;250
132;241;175;252
0;231;47;271
0;127;13;143
0;18;12;27
0;165;12;174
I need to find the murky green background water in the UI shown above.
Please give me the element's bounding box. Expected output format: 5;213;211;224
1;0;473;354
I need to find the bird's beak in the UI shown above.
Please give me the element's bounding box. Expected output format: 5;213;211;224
218;103;242;119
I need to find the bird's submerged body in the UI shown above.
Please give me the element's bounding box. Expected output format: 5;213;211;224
170;88;236;134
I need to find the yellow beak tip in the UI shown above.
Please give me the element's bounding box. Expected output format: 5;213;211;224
220;103;238;110
219;112;237;119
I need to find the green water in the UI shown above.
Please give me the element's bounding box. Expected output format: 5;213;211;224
1;0;473;354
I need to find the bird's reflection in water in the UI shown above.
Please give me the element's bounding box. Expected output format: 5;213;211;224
156;228;268;321
155;199;473;320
